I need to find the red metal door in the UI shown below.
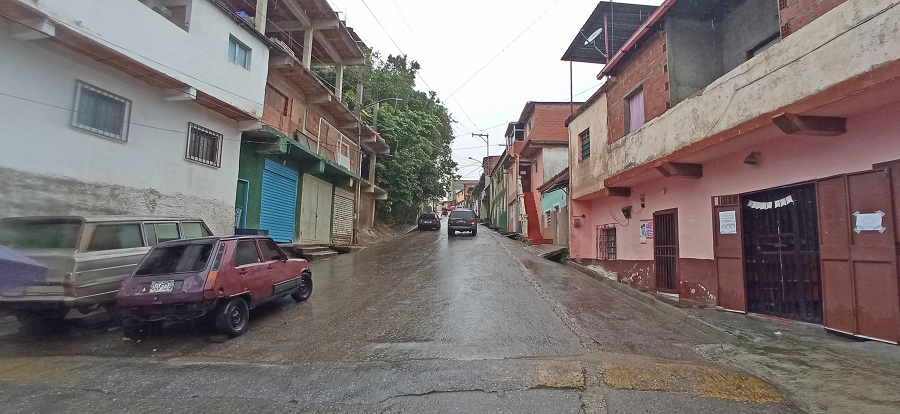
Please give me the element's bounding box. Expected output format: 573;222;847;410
817;169;900;343
713;195;745;312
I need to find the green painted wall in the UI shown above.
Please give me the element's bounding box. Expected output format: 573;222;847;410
236;143;306;240
541;189;566;213
490;186;508;232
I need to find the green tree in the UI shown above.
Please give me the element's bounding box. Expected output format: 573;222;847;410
316;50;456;223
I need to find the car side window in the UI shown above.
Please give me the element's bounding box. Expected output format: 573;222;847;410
143;223;180;246
258;239;283;262
182;222;210;238
234;240;261;267
86;224;144;251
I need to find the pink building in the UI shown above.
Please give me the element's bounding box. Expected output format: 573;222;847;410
565;0;900;343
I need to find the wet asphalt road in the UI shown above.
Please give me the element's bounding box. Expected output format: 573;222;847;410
0;222;803;413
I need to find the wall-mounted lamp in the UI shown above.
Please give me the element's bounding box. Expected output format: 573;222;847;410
639;194;645;209
744;152;760;165
621;206;633;220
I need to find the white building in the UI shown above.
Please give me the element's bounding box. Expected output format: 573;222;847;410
0;0;269;234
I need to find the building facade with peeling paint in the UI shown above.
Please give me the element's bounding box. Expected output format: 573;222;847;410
564;0;900;344
0;0;270;236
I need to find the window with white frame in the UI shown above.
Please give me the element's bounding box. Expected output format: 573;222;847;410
72;81;131;141
185;123;222;167
228;36;251;69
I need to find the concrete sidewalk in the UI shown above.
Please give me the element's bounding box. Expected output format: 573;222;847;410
563;260;900;414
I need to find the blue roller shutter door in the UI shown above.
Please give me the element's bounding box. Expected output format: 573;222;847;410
260;159;298;242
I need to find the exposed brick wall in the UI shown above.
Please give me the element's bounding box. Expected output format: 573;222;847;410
607;31;670;143
778;0;849;37
526;104;575;142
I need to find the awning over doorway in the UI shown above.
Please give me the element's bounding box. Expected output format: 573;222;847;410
245;125;360;185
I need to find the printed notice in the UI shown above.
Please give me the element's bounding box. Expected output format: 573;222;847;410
719;211;737;235
853;211;886;233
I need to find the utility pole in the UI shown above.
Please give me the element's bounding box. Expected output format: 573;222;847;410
472;133;489;159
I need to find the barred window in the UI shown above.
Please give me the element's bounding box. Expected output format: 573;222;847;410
579;129;590;160
72;81;131;141
597;225;617;260
185;123;222;167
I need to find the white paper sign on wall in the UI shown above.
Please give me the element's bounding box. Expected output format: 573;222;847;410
853;211;886;234
719;210;737;235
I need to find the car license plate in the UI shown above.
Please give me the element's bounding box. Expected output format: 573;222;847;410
149;280;175;293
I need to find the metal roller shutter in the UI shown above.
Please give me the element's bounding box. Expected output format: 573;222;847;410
333;187;354;244
260;159;298;243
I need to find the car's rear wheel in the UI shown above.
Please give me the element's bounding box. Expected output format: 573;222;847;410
472;229;478;236
291;272;313;302
448;229;455;236
214;297;250;337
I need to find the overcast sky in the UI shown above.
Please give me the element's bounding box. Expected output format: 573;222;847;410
325;0;664;180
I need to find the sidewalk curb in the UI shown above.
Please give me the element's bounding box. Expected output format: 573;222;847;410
564;260;736;344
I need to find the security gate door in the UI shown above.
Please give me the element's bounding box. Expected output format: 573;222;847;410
741;183;822;323
654;210;678;292
299;174;333;244
818;169;900;343
260;160;298;243
332;187;354;244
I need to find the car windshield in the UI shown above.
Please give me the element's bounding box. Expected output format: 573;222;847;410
135;242;215;276
449;211;475;219
0;218;82;249
419;214;436;220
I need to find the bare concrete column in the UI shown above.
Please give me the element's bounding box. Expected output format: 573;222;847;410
335;64;344;101
254;0;269;31
302;28;314;68
548;209;559;242
559;205;570;246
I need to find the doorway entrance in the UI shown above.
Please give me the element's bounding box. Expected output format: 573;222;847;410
654;209;678;292
741;183;822;323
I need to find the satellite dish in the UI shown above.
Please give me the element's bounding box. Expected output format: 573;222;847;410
584;27;603;45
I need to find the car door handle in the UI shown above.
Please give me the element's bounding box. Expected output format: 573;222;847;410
267;265;274;270
239;270;248;276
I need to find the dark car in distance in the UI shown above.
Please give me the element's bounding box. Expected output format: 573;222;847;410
418;212;441;230
447;209;478;237
116;236;311;340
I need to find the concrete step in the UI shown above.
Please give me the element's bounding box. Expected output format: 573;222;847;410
526;238;555;246
305;251;339;261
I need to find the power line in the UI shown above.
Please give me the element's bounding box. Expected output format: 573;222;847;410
445;0;562;101
355;0;483;133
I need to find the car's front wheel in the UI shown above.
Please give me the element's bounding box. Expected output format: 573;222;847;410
214;297;250;337
291;272;313;302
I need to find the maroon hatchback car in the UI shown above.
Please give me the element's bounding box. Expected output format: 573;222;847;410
116;236;312;340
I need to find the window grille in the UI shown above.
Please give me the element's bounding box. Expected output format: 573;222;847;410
580;129;590;159
72;81;131;141
185;123;222;167
597;225;617;260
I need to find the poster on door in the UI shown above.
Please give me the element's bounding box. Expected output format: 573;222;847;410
640;220;653;244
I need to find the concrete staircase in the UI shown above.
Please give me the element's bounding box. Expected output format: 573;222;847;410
523;192;554;246
279;244;339;261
